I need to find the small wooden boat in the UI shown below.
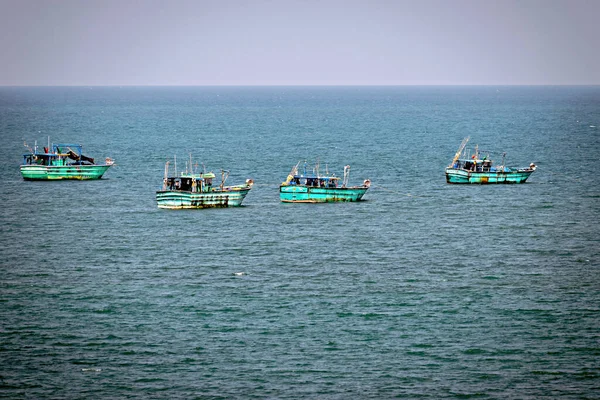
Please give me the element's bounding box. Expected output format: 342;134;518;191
156;156;253;209
445;137;536;184
20;140;113;180
280;161;370;203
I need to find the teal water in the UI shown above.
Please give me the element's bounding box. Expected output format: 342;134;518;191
1;86;599;398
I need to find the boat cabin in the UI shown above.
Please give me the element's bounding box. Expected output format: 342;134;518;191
22;144;95;166
163;173;215;192
287;174;340;188
453;158;500;173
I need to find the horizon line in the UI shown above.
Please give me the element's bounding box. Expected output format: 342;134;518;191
1;84;599;88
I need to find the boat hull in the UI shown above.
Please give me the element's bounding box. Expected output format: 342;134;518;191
445;168;534;184
279;185;368;203
156;188;251;209
20;165;111;180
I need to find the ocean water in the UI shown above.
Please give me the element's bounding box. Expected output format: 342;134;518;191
0;86;599;399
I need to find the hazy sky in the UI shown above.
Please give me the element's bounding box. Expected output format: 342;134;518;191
0;0;598;85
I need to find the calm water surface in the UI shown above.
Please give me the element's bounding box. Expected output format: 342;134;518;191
1;86;599;398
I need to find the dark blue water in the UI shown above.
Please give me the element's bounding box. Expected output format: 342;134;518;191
1;86;599;398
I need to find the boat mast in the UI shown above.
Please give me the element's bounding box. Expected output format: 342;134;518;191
343;165;350;187
220;169;229;190
289;161;300;176
164;161;170;179
163;161;170;189
451;136;470;165
315;159;320;186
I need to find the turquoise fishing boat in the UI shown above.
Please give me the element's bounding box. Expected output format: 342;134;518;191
156;156;253;209
20;140;113;180
280;161;370;203
446;137;536;184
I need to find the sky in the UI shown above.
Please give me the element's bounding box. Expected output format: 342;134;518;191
0;0;598;86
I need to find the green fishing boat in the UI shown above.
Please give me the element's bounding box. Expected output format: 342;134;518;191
20;140;114;180
280;161;370;203
156;156;253;209
446;137;536;184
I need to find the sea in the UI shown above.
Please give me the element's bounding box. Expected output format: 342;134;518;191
0;86;599;399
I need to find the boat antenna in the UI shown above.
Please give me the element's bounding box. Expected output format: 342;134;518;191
174;155;177;176
451;136;470;166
